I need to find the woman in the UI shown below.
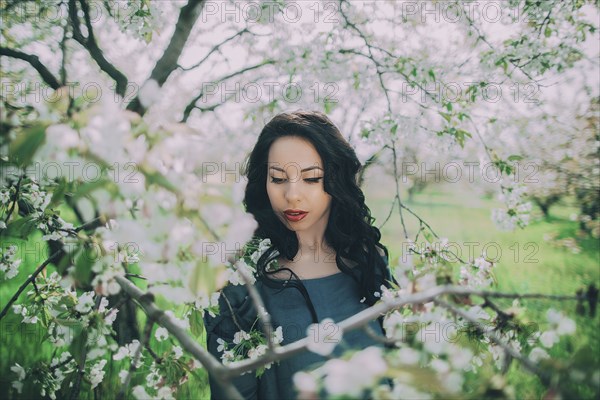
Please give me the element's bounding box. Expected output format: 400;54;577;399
204;110;396;399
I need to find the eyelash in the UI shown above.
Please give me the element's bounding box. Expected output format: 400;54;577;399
270;177;323;184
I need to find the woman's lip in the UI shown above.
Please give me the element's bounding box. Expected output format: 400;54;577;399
284;211;308;222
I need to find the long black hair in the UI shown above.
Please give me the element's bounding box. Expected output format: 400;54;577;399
242;110;393;322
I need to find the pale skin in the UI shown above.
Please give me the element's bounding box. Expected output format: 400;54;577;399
266;136;345;279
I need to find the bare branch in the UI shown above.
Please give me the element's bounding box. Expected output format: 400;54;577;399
237;266;276;352
0;47;61;90
117;318;154;400
181;59;275;122
68;0;128;96
435;298;551;385
114;275;243;400
222;284;591;378
0;249;63;321
179;28;250;71
127;0;207;115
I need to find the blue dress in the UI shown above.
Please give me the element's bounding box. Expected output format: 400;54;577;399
204;266;393;399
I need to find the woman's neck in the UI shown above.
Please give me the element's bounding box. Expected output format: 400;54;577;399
294;235;334;263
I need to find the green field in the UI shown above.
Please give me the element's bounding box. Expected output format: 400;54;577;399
367;180;600;399
1;181;599;399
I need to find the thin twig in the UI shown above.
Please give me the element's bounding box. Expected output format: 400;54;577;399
222;284;591;378
117;318;154;400
237;266;276;352
114;275;243;400
4;175;23;224
0;250;63;321
435;298;551;385
179;28;250;71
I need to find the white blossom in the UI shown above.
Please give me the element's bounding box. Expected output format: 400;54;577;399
233;330;251;345
12;381;23;394
216;337;226;353
118;370;129;384
132;385;151;400
89;359;107;389
11;363;26;381
322;346;386;397
146;369;161;387
75;291;95;313
156;386;175;400
293;371;318;394
155;327;169;342
172;345;183;359
271;326;284;344
529;347;550;363
306;318;343;356
138;80;161;108
539;330;559;348
398;347;421;365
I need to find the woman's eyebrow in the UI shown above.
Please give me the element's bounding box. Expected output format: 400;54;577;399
269;166;323;173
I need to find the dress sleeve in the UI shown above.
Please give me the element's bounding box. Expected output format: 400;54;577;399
203;285;260;400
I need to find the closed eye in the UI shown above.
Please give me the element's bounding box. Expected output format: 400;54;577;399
304;178;323;183
270;177;323;184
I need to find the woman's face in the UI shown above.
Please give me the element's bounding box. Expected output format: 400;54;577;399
266;136;332;237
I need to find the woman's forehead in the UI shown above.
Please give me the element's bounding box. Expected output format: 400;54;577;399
267;136;324;168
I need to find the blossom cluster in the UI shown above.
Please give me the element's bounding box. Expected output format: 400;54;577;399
1;244;22;280
9;272;120;398
216;325;284;377
492;177;532;230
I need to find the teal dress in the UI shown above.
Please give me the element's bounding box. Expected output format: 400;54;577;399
204;261;394;400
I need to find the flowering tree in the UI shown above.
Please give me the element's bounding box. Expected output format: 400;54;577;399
1;0;599;399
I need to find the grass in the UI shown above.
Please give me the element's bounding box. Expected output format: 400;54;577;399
364;178;600;399
1;180;599;399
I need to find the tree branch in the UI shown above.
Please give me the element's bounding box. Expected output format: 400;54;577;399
0;249;63;321
127;0;207;115
181;59;275;122
0;47;61;90
179;28;250;71
435;298;551;385
68;0;128;96
221;284;591;378
117;318;154;400
114;274;243;400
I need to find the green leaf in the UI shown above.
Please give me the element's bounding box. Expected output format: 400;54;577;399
74;245;94;284
439;112;452;123
8;123;47;166
428;69;436;81
0;215;37;239
352;71;360;90
324;99;333;114
544;26;552;38
72;178;112;200
190;309;204;337
48;179;68;208
454;129;472;148
507;155;523;162
69;324;87;368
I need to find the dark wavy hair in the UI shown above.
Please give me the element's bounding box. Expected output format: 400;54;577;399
241;110;393;322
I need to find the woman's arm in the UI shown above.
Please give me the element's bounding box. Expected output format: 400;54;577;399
203;285;260;400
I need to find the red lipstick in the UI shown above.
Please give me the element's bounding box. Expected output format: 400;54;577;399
284;209;308;222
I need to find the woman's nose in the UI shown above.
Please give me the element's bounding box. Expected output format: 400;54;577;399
284;180;302;202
